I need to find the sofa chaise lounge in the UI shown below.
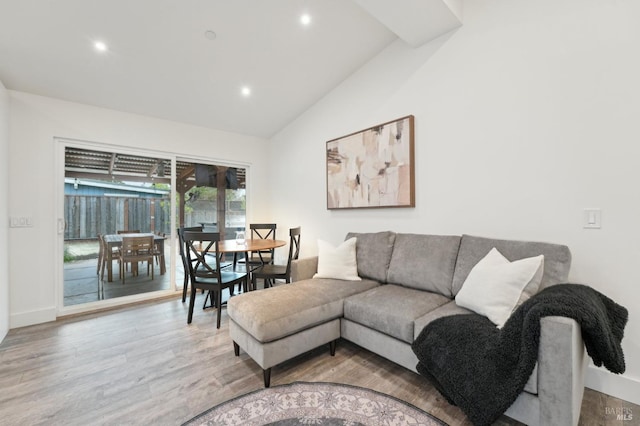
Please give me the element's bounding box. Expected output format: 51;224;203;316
227;232;589;426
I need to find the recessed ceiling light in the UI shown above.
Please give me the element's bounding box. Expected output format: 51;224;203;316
300;14;311;26
241;86;251;97
204;30;217;40
94;41;108;52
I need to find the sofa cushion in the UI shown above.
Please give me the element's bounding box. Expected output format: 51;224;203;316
451;234;571;296
227;278;380;343
313;238;360;281
387;234;461;297
413;300;474;341
345;231;396;283
344;285;450;343
455;248;544;327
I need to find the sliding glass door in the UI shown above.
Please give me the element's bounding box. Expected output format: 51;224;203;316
58;142;248;313
62;145;173;307
174;158;247;291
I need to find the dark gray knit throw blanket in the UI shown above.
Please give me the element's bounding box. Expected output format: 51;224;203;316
411;284;628;426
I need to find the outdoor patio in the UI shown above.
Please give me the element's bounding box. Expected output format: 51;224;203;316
63;239;180;306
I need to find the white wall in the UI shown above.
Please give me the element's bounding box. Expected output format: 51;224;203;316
269;0;640;403
8;91;271;327
0;80;9;341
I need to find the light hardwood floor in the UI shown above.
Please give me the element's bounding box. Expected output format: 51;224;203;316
0;294;636;425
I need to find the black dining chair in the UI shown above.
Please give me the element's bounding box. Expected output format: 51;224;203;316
178;225;203;302
183;231;249;328
251;227;301;290
236;223;277;270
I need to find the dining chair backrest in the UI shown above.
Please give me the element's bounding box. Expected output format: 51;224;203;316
177;225;204;302
250;223;276;241
182;231;223;281
120;235;154;284
121;235;154;256
178;226;204;257
248;223;277;263
285;227;302;276
117;230;141;234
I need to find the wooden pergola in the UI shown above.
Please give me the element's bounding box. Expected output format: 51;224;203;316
65;147;245;236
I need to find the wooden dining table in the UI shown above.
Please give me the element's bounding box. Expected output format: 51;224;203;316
216;238;288;277
103;233;167;282
217;238;287;255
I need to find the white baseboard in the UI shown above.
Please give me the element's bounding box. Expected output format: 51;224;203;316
585;365;640;405
10;306;56;328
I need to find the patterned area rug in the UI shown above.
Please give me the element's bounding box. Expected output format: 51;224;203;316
183;381;447;426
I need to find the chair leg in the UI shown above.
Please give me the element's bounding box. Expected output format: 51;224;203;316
187;286;197;324
216;288;223;329
182;274;188;303
100;258;106;281
233;341;240;356
203;291;214;309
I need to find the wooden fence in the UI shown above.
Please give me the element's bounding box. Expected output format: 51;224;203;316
64;196;244;240
64;196;171;240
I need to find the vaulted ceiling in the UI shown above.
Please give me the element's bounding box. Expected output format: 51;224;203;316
0;0;461;138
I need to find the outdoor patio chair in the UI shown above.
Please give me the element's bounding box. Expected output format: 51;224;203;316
119;235;155;284
96;233;104;276
152;232;166;267
99;234;121;281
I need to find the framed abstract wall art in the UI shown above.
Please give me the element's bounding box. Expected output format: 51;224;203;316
326;115;415;209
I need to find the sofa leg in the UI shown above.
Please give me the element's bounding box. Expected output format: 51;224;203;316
233;341;240;356
263;368;271;388
329;340;337;356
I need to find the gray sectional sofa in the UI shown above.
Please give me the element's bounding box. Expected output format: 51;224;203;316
227;232;589;426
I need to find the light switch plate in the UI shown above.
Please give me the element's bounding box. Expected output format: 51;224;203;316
583;209;602;229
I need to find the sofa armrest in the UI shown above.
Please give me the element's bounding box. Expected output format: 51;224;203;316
537;316;589;426
291;256;318;282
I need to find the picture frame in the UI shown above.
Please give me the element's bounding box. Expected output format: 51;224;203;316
326;115;415;209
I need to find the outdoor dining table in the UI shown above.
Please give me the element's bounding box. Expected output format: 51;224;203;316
103;233;167;282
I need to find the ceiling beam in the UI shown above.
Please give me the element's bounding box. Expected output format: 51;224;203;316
109;153;117;174
354;0;462;47
65;170;172;185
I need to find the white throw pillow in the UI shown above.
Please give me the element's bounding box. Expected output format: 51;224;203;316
455;248;544;327
313;237;361;281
